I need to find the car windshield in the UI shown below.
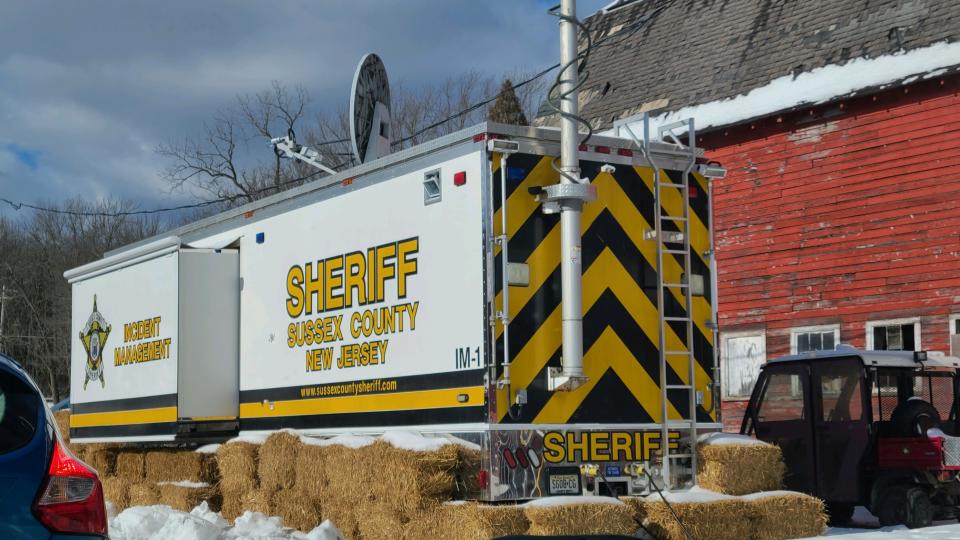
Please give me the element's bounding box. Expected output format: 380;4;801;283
0;369;40;454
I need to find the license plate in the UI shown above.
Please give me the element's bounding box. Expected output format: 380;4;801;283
549;474;581;495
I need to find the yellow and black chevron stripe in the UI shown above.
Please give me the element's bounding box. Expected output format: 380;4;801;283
491;154;715;424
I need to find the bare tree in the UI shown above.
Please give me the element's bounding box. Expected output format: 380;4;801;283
0;198;160;400
158;69;549;206
158;81;313;206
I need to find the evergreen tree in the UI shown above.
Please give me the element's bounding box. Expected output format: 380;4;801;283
488;79;529;126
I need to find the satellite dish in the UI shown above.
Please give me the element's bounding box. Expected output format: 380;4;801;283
349;53;392;164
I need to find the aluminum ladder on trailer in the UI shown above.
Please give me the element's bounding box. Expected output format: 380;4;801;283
621;114;700;489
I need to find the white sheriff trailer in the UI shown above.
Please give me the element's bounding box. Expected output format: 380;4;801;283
66;120;724;500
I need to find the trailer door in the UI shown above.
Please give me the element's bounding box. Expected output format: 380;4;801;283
177;249;240;422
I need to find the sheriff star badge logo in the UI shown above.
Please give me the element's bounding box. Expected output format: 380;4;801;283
80;295;111;389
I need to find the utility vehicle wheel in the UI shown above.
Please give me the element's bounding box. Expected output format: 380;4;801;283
875;486;933;529
890;399;940;436
826;503;855;525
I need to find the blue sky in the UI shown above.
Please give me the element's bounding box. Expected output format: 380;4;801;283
0;1;608;217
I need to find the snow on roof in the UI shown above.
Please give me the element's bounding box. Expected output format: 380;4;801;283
607;40;960;138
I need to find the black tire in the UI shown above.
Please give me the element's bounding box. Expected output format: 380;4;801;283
875;485;934;529
826;503;855;525
890;399;940;437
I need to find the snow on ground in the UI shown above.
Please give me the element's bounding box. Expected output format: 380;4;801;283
605;40;960;138
108;503;345;540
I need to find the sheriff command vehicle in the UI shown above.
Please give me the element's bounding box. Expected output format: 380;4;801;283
66;121;722;500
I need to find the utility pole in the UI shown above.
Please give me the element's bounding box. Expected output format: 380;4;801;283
0;285;8;354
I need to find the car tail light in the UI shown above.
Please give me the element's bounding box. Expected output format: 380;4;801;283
32;440;107;536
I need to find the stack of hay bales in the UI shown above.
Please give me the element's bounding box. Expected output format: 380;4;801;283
216;436;265;520
89;444;220;512
405;501;529;540
524;496;637;536
630;432;827;540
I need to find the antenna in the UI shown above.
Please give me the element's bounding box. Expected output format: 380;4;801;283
349;53;392;164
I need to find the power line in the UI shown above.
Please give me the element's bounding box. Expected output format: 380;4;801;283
1;6;657;219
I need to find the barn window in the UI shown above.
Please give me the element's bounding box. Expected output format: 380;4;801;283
866;318;922;393
866;318;921;352
721;331;766;400
790;324;840;355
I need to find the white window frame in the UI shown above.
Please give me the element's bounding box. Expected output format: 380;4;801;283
865;317;922;351
950;314;960;355
789;324;841;355
721;330;767;401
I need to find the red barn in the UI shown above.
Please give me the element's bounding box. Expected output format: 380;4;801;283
542;0;960;431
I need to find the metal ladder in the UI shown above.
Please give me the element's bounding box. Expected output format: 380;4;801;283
624;114;700;489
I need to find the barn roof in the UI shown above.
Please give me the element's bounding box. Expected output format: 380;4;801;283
537;0;960;132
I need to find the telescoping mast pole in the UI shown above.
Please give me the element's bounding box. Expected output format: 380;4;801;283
546;0;594;392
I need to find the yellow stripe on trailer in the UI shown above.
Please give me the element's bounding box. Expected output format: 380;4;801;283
70;406;178;427
240;386;485;419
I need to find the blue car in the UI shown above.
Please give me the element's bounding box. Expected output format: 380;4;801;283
0;354;107;539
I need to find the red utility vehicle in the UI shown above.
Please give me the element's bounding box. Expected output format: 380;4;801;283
742;345;960;528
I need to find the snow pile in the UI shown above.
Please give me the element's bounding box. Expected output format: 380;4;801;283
108;504;345;540
380;430;458;452
645;485;735;503
295;430;479;451
225;433;269;445
607;40;960;137
196;444;221;454
303;433;374;448
523;495;626;507
698;432;771;446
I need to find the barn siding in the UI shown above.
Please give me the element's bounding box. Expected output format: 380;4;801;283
700;75;960;430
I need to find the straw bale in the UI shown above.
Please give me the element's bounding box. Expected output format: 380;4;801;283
321;444;375;506
455;446;482;499
366;440;460;513
294;443;326;497
322;500;360;540
115;451;146;481
68;443;86;462
258;431;301;491
144;450;218;483
749;493;827;540
271;489;322;532
220;496;244;521
158;483;219;513
642;498;755;540
697;443;785;495
525;502;636;536
240;489;273;515
102;478;130;511
217;441;260;495
356;502;407;540
53;410;71;442
84;446;118;476
412;502;529;540
128;483;161;506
